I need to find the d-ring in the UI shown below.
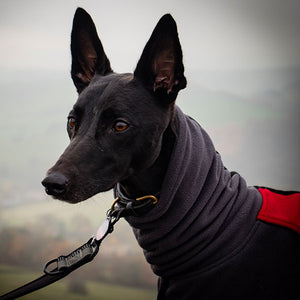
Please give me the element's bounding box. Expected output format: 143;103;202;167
136;195;158;204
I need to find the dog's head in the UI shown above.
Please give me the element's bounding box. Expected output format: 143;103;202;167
42;8;186;203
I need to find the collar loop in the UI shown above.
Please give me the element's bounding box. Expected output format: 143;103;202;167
111;183;159;217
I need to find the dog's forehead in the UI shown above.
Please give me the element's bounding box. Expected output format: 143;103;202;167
78;73;133;99
93;73;134;88
74;73;150;112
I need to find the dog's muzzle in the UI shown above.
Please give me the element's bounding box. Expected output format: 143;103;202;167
42;172;69;198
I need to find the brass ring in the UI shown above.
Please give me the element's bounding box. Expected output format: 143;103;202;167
136;195;158;205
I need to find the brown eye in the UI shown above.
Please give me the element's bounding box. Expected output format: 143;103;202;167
114;121;128;132
68;118;76;129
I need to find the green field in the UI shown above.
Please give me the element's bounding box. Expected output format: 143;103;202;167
0;199;158;296
0;265;156;300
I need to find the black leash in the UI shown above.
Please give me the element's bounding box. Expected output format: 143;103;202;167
0;187;158;300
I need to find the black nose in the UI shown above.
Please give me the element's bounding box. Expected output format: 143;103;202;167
42;172;69;197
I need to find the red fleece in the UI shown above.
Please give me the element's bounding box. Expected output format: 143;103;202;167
257;188;300;234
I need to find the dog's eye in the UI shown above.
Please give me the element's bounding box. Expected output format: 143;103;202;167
68;118;76;129
114;121;128;132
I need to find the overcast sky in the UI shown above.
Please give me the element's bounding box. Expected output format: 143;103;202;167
0;0;299;75
0;0;299;192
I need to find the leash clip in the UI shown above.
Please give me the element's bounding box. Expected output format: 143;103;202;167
44;216;113;276
44;238;97;275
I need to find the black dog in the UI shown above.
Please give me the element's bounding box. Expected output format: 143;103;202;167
42;8;300;300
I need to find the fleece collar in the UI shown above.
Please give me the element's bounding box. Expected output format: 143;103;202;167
124;106;262;277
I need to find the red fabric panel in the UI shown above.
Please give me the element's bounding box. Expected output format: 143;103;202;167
257;188;300;234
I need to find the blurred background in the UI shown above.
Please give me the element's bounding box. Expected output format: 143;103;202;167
0;0;299;299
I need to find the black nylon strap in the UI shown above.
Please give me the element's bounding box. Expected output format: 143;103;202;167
0;272;66;300
0;189;158;300
0;227;106;299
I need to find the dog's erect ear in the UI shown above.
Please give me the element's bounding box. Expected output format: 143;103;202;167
71;8;112;93
134;14;186;102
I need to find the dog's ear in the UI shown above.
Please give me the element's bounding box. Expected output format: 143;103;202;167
134;14;186;103
71;8;112;93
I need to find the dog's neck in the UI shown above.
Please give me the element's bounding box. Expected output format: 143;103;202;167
123;106;262;277
120;119;177;199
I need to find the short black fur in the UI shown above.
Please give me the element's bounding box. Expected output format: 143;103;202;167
42;8;300;300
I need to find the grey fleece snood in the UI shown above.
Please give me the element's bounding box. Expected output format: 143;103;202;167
125;106;262;277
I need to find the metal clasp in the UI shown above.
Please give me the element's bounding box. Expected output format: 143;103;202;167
44;238;97;275
43;215;115;276
110;197;120;212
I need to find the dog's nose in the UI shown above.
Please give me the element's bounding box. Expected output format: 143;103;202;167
42;172;69;197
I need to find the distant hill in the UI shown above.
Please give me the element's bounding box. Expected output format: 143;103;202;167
0;67;299;208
